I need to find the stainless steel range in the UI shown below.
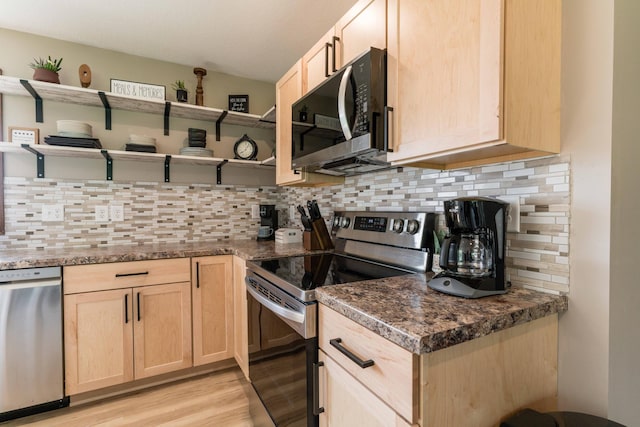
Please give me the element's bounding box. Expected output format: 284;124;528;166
245;210;436;427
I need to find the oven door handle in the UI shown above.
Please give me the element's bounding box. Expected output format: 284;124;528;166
246;279;305;325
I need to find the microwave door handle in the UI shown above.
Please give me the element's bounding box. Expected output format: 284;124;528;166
338;65;353;141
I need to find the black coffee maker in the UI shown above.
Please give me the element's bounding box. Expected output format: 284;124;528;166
257;204;278;241
429;197;509;298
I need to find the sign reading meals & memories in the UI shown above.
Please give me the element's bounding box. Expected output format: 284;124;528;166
110;79;166;101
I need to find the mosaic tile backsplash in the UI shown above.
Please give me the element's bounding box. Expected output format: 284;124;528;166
1;155;570;294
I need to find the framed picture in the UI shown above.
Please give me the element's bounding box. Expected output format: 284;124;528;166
229;95;249;113
110;79;165;101
8;127;39;144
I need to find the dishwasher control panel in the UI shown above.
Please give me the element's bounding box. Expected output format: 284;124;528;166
0;266;61;283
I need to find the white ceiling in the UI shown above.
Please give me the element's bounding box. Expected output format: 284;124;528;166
0;0;359;83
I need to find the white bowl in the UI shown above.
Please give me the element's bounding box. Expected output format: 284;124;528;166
57;120;92;137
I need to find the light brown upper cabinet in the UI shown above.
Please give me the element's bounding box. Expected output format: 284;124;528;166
386;0;561;169
276;60;344;186
302;0;387;95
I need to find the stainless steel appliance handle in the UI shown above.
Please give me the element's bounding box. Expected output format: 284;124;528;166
313;361;325;415
0;279;61;290
245;278;305;324
338;65;353;141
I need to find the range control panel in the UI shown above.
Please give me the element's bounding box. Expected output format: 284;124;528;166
332;211;436;251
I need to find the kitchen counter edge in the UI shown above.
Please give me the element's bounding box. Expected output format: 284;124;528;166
316;274;568;355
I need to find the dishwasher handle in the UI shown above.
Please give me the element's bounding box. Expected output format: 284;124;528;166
0;279;61;290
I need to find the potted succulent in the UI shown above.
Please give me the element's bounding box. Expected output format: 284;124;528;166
29;56;63;84
172;80;188;103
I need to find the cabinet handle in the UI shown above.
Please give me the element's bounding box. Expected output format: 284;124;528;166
324;42;332;77
137;292;141;322
313;361;325;415
293;169;301;175
384;106;394;153
115;271;149;278
331;36;340;72
195;261;200;289
124;294;129;324
330;338;374;368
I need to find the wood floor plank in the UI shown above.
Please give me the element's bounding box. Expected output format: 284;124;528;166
1;368;274;427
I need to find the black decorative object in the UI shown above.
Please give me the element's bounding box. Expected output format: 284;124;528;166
229;95;249;113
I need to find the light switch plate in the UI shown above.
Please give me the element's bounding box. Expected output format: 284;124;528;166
251;205;260;219
500;196;521;233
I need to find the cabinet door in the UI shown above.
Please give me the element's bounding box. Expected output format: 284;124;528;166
191;256;234;366
232;256;249;378
336;0;387;66
386;0;503;164
319;351;411;427
302;27;338;94
276;61;345;187
64;289;133;395
133;282;192;378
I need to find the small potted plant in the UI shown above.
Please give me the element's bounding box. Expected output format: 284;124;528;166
29;56;63;84
172;80;188;103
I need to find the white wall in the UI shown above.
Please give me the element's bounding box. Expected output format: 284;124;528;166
609;1;640;424
559;0;613;417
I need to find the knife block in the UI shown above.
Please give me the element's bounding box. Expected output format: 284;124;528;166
310;218;334;250
303;231;322;251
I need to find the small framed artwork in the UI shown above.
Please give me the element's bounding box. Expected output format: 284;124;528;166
8;127;39;144
229;95;249;113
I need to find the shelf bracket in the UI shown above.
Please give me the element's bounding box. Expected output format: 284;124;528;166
164;102;171;136
20;80;43;123
164;155;171;182
98;91;112;130
215;111;228;141
216;159;228;184
101;149;113;181
21;144;45;178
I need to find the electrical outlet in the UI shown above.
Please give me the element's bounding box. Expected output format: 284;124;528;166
289;205;296;221
251;205;260;219
500;196;521;233
110;205;124;222
42;204;64;222
95;205;109;222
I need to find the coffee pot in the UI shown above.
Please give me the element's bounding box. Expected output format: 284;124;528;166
257;204;278;241
429;197;508;298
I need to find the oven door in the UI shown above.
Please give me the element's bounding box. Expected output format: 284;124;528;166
245;271;319;427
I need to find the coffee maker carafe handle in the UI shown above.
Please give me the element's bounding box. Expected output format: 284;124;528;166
440;236;452;270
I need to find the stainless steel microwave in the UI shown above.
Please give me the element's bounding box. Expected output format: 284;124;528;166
291;48;392;176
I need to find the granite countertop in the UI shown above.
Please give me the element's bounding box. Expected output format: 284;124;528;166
316;274;568;355
2;241;568;357
0;240;317;270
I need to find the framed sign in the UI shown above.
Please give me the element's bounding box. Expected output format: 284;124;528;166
8;127;39;144
110;79;165;101
229;95;249;113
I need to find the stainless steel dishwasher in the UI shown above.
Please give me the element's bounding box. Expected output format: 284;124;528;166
0;266;69;422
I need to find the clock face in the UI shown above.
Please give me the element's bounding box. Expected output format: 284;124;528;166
234;136;257;160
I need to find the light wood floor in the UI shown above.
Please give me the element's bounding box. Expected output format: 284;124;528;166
1;368;275;427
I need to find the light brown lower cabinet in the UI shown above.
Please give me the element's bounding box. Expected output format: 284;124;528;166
318;350;412;427
318;304;559;427
191;256;234;366
63;259;192;395
232;256;249;378
64;281;192;395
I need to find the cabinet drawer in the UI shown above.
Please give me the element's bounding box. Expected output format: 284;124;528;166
64;258;191;294
318;305;418;423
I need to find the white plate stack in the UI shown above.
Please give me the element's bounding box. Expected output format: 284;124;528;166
179;147;214;157
57;120;92;138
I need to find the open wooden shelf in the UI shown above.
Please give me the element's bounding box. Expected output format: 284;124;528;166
0;75;276;134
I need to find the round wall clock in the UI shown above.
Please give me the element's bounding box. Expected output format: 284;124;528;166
233;134;258;160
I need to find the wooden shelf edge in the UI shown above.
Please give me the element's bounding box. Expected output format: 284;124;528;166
0;75;275;130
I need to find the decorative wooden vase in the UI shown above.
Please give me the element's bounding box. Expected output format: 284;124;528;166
193;67;207;106
33;68;60;84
